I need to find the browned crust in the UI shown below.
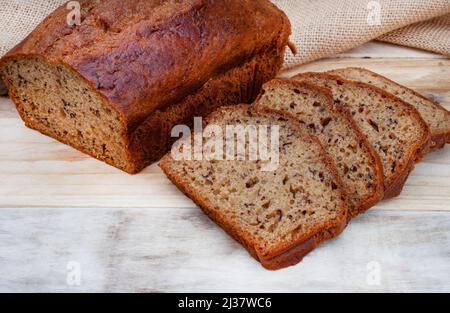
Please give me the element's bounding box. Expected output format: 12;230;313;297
256;79;384;218
0;0;291;127
292;72;431;199
433;133;450;150
328;67;450;151
259;218;349;270
160;104;348;270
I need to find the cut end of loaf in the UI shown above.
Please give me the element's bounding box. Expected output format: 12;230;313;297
0;56;132;172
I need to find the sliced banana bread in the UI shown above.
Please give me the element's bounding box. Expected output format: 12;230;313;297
294;73;430;198
329;67;450;150
160;105;348;270
255;80;384;218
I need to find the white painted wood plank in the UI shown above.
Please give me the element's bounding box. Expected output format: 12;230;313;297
333;41;447;59
0;208;448;292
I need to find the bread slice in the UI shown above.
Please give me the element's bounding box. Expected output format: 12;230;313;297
329;67;450;150
293;73;430;198
255;80;384;218
160;105;348;270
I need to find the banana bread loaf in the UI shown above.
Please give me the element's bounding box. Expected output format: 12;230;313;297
0;0;291;173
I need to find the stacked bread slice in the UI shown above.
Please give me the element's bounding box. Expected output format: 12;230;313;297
255;80;384;218
161;105;348;270
293;73;431;198
161;69;448;270
328;68;450;150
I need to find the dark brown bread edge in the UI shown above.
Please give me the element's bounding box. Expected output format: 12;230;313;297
255;79;385;218
292;72;431;199
328;67;450;151
160;104;349;270
260;221;347;270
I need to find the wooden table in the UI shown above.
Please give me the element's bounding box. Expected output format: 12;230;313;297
0;42;449;292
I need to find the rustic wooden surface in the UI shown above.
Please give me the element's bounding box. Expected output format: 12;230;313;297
0;42;449;292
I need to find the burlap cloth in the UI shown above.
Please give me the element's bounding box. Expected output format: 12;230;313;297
0;0;449;70
273;0;450;68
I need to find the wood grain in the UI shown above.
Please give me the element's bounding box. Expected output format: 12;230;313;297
332;41;448;59
0;208;448;292
0;42;449;292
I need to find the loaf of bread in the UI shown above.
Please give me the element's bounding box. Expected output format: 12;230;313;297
294;73;431;198
255;80;384;218
0;0;291;173
160;105;348;270
328;67;450;150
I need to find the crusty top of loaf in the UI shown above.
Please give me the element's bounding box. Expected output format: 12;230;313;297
1;0;291;129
